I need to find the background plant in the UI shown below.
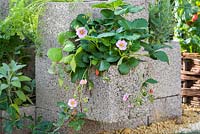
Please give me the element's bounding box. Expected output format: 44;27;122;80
0;0;83;64
149;0;175;44
0;61;34;133
174;0;200;53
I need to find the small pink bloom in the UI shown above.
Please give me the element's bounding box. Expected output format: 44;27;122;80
123;93;129;101
128;104;134;108
76;27;88;38
68;98;78;109
80;79;87;85
116;40;127;50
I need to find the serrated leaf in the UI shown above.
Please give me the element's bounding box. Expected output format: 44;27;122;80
128;6;144;13
77;14;89;25
119;34;140;40
63;41;75;52
127;58;140;68
16;90;26;102
118;19;132;30
106;56;120;62
98;60;110;71
57;32;67;45
118;63;130;75
101;9;114;18
60;54;74;64
154;51;169;64
70;57;76;72
58;78;64;87
117;57;124;66
70;19;82;30
131;18;148;29
114;7;129;15
131;41;141;52
97;32;116;38
57;102;67;108
92;0;125;9
47;48;63;62
145;78;158;84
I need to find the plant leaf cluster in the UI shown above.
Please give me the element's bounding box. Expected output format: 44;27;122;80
174;0;200;53
0;61;34;133
149;0;175;44
48;0;170;83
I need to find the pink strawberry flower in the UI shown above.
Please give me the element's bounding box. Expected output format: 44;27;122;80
68;98;78;109
76;27;88;38
128;104;134;108
116;40;127;50
80;79;87;85
123;93;130;101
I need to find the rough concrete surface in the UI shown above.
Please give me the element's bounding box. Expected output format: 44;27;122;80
36;0;149;120
0;0;9;20
36;95;181;134
36;1;182;133
148;41;181;98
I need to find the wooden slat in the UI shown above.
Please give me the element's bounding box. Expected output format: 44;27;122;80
181;70;200;76
182;88;200;97
181;74;200;81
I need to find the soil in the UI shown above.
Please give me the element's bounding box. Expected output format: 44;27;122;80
98;105;200;134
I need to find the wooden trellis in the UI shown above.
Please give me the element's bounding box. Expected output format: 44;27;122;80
181;53;200;107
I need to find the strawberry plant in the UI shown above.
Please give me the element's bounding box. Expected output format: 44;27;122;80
47;0;169;131
174;0;200;53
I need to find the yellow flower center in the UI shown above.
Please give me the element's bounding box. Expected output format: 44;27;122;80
119;43;124;47
70;101;75;105
80;29;85;35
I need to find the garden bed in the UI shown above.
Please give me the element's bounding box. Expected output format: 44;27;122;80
99;105;200;134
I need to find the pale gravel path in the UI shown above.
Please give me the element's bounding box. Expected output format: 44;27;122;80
177;121;200;134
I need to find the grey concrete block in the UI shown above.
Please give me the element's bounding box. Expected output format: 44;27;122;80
0;0;9;20
36;95;182;134
36;0;181;132
37;0;149;121
36;107;148;134
149;95;182;123
148;41;181;98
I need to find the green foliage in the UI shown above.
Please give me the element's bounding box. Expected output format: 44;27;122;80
0;61;34;133
47;48;63;62
149;0;175;44
0;0;83;62
132;78;157;106
174;0;200;53
0;35;32;64
52;102;86;133
25;115;54;134
48;0;169;84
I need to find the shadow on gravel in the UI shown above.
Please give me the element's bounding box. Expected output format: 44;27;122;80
178;130;200;134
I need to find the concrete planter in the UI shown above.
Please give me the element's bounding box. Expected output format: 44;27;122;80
36;1;181;133
0;0;9;20
0;106;35;134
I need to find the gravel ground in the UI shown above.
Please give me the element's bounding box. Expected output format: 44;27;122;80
178;121;200;134
99;105;200;134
